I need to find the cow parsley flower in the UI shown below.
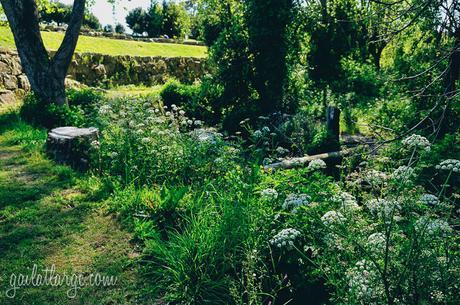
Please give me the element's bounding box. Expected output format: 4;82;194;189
436;159;460;172
276;146;289;155
308;159;326;170
402;134;431;151
362;170;389;187
391;165;415;182
366;198;401;223
321;210;345;228
261;188;279;201
333;192;360;211
367;233;386;251
419;194;440;206
347;260;383;301
283;194;311;212
253;130;263;138
415;217;453;237
270;228;301;250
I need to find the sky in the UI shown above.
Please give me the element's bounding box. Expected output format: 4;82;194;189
59;0;152;28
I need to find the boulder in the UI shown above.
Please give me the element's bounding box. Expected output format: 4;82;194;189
0;90;16;105
17;75;30;91
1;73;18;90
46;127;99;170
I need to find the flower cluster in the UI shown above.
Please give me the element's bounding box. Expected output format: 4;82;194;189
436;159;460;172
367;233;386;252
402;134;431;151
333;191;360;211
366;198;401;223
362;170;389;187
282;193;311;212
276;146;289;156
347;260;384;301
270;228;301;250
391;165;415;182
415;217;453;237
308;159;326;170
261;188;279;201
321;210;345;228
419;194;440;206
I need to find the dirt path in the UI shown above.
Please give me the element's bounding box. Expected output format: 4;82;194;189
0;128;147;304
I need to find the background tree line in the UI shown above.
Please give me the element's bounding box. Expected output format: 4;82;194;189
126;0;191;38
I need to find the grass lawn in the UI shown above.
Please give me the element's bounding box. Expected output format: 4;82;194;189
105;85;163;98
0;105;154;304
0;26;207;58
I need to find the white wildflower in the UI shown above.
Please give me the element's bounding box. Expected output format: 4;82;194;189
261;126;270;133
110;151;118;158
98;105;111;115
419;194;440;206
260;188;279;201
362;170;389;187
253;130;263;138
367;233;386;251
308;159;327;170
402;134;431;151
333;192;360;211
347;260;384;301
391;165;415;182
270;228;301;250
366;198;401;223
276;146;289;155
321;210;345;228
415;217;453;237
435;159;460;172
282;194;311;212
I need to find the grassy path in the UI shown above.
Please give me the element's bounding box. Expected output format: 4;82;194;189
0;109;150;304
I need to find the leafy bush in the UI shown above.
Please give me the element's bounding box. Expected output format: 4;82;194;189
160;80;214;122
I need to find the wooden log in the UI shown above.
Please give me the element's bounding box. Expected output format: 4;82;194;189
264;149;352;171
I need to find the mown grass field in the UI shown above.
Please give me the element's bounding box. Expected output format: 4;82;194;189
0;26;207;58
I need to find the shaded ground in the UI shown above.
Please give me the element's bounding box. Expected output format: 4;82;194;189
0;108;149;304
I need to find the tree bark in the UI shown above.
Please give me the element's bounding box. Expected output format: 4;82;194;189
0;0;86;105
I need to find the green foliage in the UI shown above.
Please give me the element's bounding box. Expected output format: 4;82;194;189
19;89;103;129
126;7;149;36
160;79;213;122
39;2;101;30
114;23;125;34
125;1;191;38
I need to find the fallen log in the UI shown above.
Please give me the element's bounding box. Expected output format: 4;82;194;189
264;149;353;171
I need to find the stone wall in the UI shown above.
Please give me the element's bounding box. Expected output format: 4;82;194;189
67;52;207;87
0;47;207;105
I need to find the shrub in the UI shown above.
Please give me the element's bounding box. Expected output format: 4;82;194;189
160;80;213;122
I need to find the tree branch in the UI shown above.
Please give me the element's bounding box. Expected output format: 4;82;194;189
52;0;86;78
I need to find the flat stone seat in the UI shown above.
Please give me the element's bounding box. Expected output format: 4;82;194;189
49;127;98;140
46;126;99;170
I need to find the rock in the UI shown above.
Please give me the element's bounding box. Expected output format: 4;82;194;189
46;127;99;171
0;90;16;105
1;73;18;90
17;75;30;91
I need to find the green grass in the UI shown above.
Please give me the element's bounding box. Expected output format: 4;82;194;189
105;85;163;98
0;26;207;58
0;107;155;304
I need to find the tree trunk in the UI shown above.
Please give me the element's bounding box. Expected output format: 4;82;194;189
0;0;86;105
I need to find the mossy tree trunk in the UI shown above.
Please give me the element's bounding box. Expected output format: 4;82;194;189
0;0;86;105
